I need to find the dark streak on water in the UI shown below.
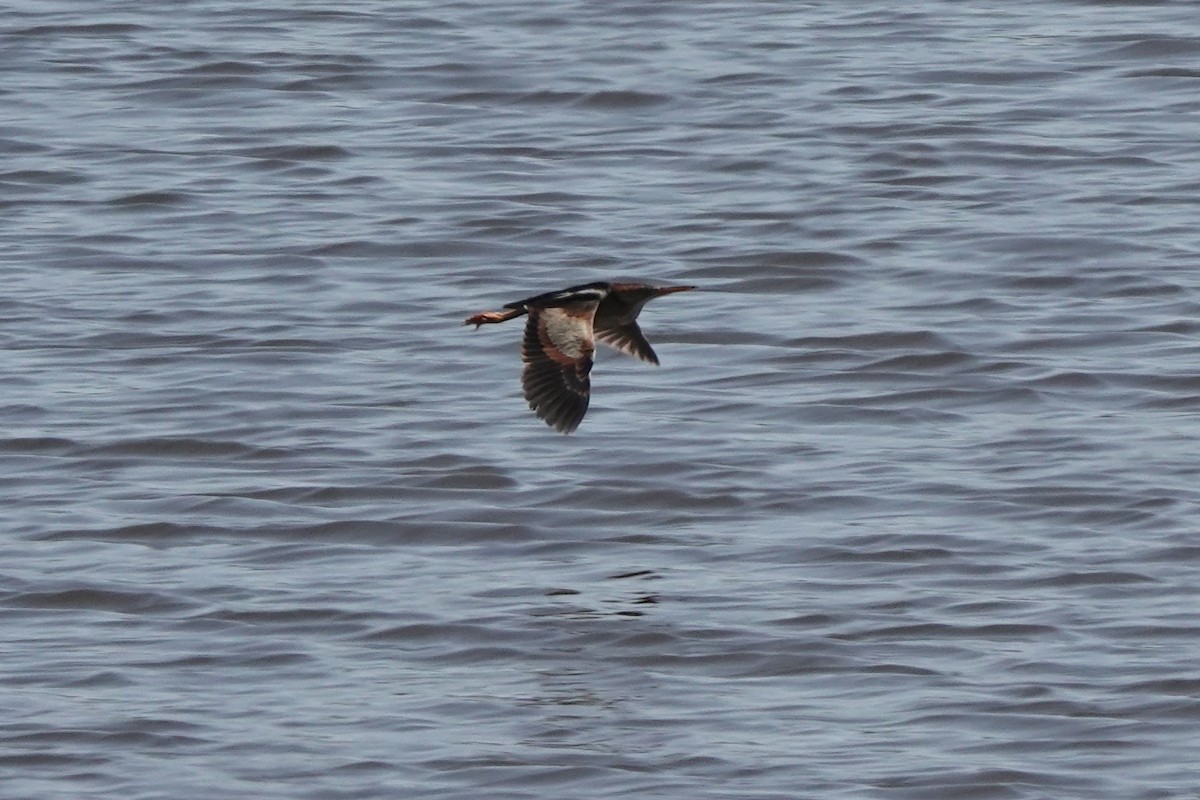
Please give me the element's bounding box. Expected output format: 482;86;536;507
3;2;1200;799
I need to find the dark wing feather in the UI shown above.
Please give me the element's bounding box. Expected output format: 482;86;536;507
594;320;659;365
521;303;599;433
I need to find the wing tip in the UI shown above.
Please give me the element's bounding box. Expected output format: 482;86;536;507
527;390;589;434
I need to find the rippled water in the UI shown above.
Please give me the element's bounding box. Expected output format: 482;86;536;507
4;2;1200;798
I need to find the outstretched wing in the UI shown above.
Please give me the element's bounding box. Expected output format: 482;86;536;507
594;320;659;365
521;301;601;433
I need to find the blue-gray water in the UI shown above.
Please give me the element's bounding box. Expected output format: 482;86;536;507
4;2;1200;798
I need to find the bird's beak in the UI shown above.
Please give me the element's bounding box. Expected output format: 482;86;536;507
654;285;696;296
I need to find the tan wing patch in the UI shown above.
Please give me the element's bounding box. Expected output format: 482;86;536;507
520;304;599;433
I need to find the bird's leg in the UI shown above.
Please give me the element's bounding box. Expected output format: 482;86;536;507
464;307;525;328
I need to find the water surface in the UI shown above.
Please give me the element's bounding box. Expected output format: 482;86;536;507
3;2;1200;798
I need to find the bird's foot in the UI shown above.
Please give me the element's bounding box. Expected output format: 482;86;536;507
464;309;519;328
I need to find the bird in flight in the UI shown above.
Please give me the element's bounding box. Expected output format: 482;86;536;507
465;281;694;433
